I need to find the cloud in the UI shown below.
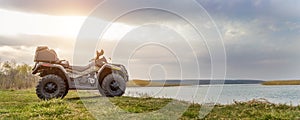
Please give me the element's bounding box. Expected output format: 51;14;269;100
0;34;75;64
0;0;231;25
221;19;300;79
198;0;300;19
0;0;103;16
0;0;300;79
195;0;300;79
0;45;35;64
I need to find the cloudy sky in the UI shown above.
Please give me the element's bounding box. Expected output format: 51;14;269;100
0;0;299;80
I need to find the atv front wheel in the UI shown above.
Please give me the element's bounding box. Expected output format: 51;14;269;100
101;73;126;97
36;74;67;100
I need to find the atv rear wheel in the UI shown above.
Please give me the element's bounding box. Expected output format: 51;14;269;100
36;74;67;100
101;73;126;97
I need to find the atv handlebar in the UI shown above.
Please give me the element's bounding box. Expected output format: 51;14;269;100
89;49;105;62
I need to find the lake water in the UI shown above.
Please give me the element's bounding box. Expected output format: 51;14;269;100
125;84;300;105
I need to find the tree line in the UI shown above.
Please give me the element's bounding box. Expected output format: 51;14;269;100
0;61;38;90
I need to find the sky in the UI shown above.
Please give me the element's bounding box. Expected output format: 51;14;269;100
0;0;299;80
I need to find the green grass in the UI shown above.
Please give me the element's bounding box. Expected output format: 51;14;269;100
0;89;93;120
262;80;300;85
1;90;300;119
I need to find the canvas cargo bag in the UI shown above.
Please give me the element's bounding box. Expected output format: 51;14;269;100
34;46;59;63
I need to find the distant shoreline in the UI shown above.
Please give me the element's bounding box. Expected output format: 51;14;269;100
127;79;265;87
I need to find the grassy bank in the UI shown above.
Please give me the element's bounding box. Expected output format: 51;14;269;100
262;80;300;85
1;90;300;119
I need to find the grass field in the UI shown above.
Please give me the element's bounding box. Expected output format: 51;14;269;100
1;89;300;119
262;80;300;85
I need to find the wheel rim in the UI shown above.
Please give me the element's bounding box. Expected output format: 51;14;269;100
109;80;120;91
44;82;58;93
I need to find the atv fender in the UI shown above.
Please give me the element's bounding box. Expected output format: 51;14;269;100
97;64;128;86
32;62;73;89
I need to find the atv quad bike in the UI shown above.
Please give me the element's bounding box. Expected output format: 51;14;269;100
32;46;128;100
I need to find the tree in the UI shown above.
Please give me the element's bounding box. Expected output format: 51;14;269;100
0;61;38;90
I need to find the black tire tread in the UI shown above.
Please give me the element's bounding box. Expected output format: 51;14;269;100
36;74;67;100
100;73;126;97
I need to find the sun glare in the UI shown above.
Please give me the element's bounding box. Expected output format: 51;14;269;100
102;22;135;41
0;9;86;38
0;9;135;41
